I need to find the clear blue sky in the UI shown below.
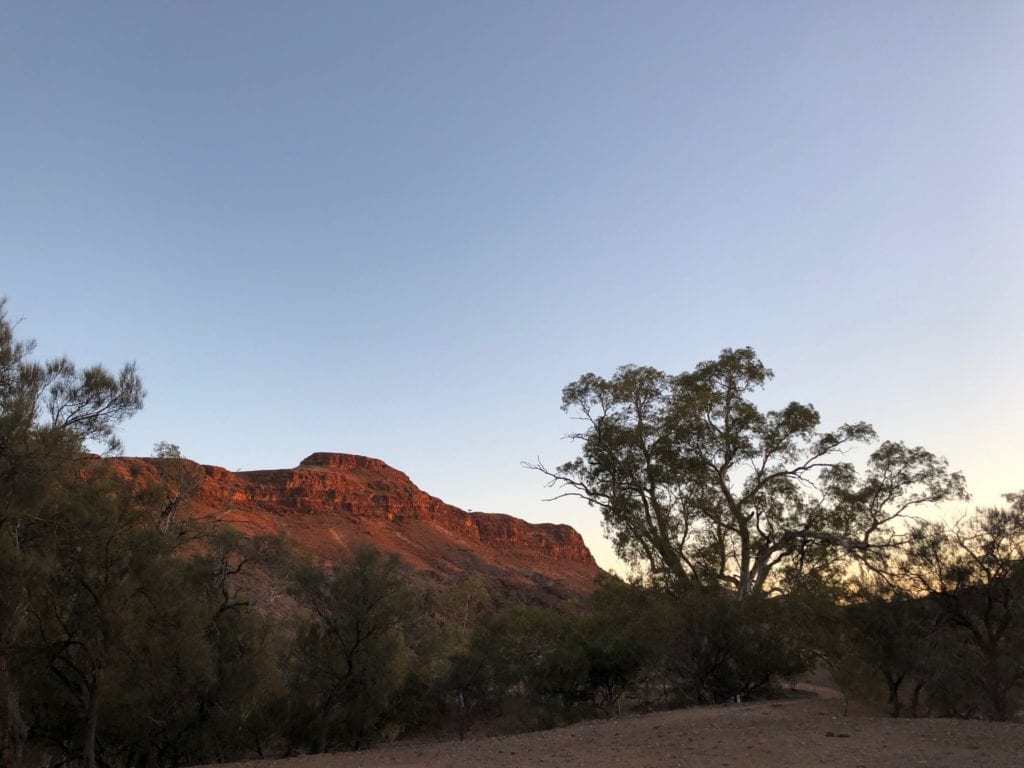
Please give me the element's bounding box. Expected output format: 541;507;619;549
2;2;1021;571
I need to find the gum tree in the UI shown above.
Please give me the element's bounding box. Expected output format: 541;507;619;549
531;347;966;597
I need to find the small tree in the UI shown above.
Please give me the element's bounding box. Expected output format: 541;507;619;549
150;441;204;533
902;497;1024;720
844;584;933;717
287;548;422;753
0;299;144;768
435;576;494;738
18;470;182;768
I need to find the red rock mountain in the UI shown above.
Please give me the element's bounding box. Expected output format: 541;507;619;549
115;452;601;602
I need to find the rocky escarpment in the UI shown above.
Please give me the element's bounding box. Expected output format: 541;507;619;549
114;452;601;602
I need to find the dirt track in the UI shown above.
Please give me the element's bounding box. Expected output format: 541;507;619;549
199;688;1024;768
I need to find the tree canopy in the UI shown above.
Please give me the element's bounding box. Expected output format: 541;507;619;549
3;303;1022;759
0;298;146;768
531;347;967;597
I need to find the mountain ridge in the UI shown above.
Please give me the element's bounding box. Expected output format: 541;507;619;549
112;451;602;602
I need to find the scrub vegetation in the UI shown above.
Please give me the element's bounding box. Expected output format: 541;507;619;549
2;302;1022;768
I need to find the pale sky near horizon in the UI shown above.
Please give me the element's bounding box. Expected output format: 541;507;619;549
2;2;1021;572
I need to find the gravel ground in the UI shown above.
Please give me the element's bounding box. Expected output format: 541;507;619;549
197;688;1024;768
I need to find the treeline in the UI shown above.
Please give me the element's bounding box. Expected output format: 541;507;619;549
8;470;1023;768
0;303;810;767
527;347;1024;720
5;518;820;766
3;304;1024;768
836;500;1024;721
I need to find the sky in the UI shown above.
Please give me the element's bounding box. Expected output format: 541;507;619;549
2;1;1021;572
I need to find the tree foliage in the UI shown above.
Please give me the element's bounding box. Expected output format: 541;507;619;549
5;301;1024;764
531;347;967;596
0;299;145;768
286;548;426;753
902;497;1024;719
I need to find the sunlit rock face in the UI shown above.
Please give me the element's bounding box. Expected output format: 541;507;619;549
111;452;601;603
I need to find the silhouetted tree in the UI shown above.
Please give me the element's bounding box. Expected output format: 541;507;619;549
844;584;933;717
0;298;144;768
902;498;1024;720
287;548;423;753
531;347;966;596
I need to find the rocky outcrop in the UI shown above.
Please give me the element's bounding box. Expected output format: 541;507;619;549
113;452;601;602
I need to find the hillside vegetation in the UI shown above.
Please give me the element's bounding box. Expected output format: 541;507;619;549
2;303;1022;768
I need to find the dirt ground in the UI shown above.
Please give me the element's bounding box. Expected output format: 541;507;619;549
199;686;1024;768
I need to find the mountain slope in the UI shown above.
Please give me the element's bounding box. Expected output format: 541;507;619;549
115;452;601;602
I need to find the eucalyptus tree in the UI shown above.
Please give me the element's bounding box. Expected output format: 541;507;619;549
531;347;966;597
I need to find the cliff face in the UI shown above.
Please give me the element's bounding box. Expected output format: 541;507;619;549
115;452;600;602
